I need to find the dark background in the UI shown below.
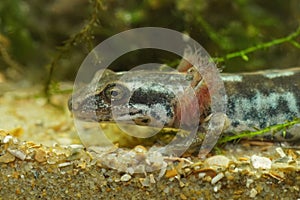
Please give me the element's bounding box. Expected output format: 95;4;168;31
0;0;299;82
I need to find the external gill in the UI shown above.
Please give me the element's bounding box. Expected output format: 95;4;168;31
178;47;300;143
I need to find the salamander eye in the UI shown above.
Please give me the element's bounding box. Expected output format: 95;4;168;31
104;83;129;103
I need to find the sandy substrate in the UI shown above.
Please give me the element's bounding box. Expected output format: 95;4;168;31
0;82;300;199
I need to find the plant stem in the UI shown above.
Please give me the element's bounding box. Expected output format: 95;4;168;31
218;118;300;144
214;26;300;63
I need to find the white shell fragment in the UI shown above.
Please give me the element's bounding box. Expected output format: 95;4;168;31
211;172;224;185
58;162;72;168
204;155;230;169
7;148;26;160
250;155;272;169
275;147;286;158
3;135;13;143
69;144;85;149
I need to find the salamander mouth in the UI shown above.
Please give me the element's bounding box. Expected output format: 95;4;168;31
113;114;153;126
73;112;154;128
71;104;166;128
69;98;149;125
71;111;112;122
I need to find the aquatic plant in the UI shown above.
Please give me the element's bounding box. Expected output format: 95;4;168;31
0;0;35;75
218;118;300;144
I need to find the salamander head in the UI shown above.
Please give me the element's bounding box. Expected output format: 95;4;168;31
69;69;119;122
69;69;180;128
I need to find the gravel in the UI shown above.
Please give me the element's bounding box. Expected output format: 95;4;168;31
0;83;300;199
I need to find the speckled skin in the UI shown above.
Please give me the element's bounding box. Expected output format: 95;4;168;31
222;68;300;141
69;67;300;142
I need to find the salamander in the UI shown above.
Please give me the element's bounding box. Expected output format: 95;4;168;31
69;59;300;147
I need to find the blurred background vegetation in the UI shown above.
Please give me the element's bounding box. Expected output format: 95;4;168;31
0;0;299;84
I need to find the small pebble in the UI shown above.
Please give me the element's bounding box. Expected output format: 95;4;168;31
120;174;131;182
165;169;178;178
134;145;147;153
198;173;206;179
251;155;271;169
0;152;15;163
213;183;222;192
249;188;258;198
149;174;156;184
180;193;187;200
139;177;150;187
246;178;254;188
163;186;170;194
127;167;135;175
179;180;185;188
34;149;47;162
